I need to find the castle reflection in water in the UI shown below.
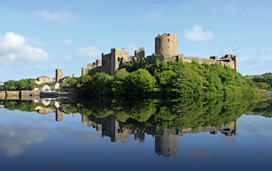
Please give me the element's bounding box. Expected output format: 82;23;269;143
1;99;237;158
80;115;236;157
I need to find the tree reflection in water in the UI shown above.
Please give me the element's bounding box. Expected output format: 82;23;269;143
1;97;271;157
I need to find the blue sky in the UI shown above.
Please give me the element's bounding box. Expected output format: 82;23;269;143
0;0;271;81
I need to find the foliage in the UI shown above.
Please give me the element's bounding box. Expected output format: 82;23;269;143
72;73;113;99
246;100;272;118
64;60;254;99
246;73;272;90
62;77;78;88
4;79;36;90
37;82;51;87
62;95;256;130
4;100;39;112
128;69;157;95
120;61;254;98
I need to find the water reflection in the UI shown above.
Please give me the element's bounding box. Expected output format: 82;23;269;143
81;115;236;157
0;126;50;158
0;98;271;170
1;97;265;158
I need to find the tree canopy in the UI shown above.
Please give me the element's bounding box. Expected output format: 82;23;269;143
68;60;254;99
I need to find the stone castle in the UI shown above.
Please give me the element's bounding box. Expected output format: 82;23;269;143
82;33;237;76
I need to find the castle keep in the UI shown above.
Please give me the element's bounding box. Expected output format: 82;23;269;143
82;33;237;76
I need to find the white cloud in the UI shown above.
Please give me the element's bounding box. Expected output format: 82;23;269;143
63;38;71;46
184;25;215;42
78;46;100;58
27;37;47;48
0;32;50;64
33;9;74;26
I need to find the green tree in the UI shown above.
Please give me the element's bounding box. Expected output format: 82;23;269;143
128;69;157;96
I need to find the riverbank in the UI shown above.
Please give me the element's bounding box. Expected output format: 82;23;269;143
0;90;72;100
254;89;272;100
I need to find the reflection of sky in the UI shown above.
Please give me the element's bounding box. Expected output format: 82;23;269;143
0;109;272;170
0;126;50;158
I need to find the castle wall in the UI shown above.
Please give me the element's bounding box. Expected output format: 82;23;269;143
6;91;20;100
134;47;145;60
0;91;5;100
21;91;40;100
81;59;102;76
112;48;130;76
102;53;112;75
155;33;178;57
146;55;165;64
179;55;236;70
102;48;131;75
82;33;237;76
81;68;89;76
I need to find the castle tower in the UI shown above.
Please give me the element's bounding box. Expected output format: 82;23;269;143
56;109;63;122
155;129;178;157
102;48;129;76
155;33;178;57
56;69;63;83
233;55;237;71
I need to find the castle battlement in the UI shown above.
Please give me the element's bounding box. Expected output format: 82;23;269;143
81;33;237;76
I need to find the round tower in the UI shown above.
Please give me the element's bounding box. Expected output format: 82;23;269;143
155;33;178;57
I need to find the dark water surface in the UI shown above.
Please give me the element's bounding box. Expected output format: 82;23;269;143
0;99;271;171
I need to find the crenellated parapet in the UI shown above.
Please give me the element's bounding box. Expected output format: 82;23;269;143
101;47;145;75
81;33;237;77
134;47;145;60
81;59;102;76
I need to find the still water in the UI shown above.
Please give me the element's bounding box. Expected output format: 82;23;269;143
0;99;271;171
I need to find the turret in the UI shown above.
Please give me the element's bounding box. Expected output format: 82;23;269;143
155;33;178;57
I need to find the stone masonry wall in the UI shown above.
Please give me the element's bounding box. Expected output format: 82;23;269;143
82;33;237;76
6;91;20;100
0;91;5;100
155;33;178;57
21;91;40;100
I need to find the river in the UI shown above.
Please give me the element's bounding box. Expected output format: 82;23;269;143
0;98;271;171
